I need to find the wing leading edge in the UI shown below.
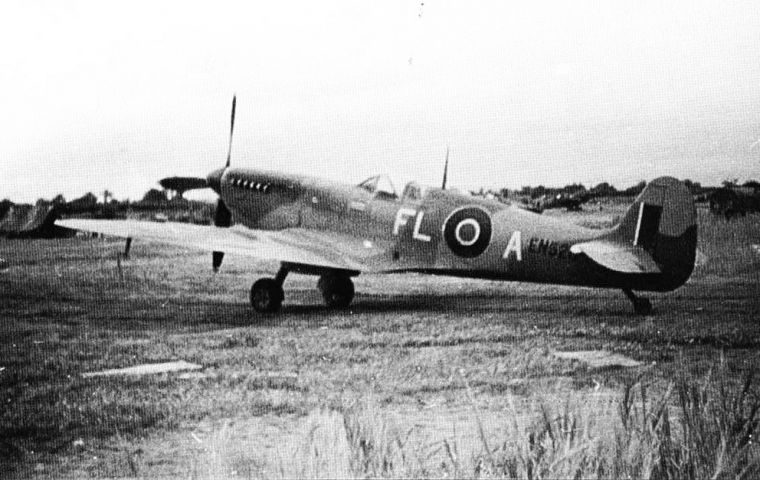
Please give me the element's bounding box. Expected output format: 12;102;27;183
56;219;390;272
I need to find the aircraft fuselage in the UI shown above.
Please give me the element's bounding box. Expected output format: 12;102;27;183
218;167;683;292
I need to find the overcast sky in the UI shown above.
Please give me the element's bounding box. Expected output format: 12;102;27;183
2;0;759;203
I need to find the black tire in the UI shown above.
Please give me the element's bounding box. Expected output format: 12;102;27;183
633;298;652;316
317;275;355;309
250;278;284;313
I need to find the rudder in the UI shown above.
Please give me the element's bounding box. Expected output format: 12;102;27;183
611;177;698;291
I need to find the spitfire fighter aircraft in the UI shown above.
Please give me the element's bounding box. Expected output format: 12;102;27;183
58;98;697;316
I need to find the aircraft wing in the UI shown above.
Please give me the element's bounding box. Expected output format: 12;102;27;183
57;219;389;272
570;240;660;274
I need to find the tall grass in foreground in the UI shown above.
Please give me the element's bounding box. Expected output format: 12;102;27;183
193;366;759;479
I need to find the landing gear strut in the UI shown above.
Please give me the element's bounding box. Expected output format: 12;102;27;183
250;266;288;313
623;289;652;316
317;274;355;309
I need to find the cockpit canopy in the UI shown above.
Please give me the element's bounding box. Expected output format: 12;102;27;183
357;175;429;202
401;181;423;201
357;175;398;200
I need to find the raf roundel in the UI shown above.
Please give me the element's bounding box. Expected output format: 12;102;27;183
443;207;493;258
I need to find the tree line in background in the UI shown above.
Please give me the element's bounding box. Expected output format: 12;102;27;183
0;188;213;225
483;178;759;200
2;188;186;213
2;178;758;221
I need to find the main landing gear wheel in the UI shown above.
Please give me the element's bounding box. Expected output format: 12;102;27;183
250;278;284;313
318;275;355;309
623;289;653;316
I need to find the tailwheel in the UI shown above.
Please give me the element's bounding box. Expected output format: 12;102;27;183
250;278;284;313
317;274;355;309
633;298;653;316
623;289;653;316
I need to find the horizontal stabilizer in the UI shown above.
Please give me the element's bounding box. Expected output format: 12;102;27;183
570;240;660;274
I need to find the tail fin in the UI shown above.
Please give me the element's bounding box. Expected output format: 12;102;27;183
611;177;698;290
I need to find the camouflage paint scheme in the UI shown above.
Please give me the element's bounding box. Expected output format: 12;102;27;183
59;167;697;313
56;95;699;314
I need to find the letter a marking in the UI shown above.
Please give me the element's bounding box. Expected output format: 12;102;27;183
502;231;522;261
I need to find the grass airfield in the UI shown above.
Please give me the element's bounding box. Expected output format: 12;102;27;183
1;205;759;478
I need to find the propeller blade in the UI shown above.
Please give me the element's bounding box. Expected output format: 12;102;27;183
161;97;236;272
159;176;209;194
441;146;450;190
211;199;232;270
213;198;232;227
226;95;236;167
212;251;224;272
